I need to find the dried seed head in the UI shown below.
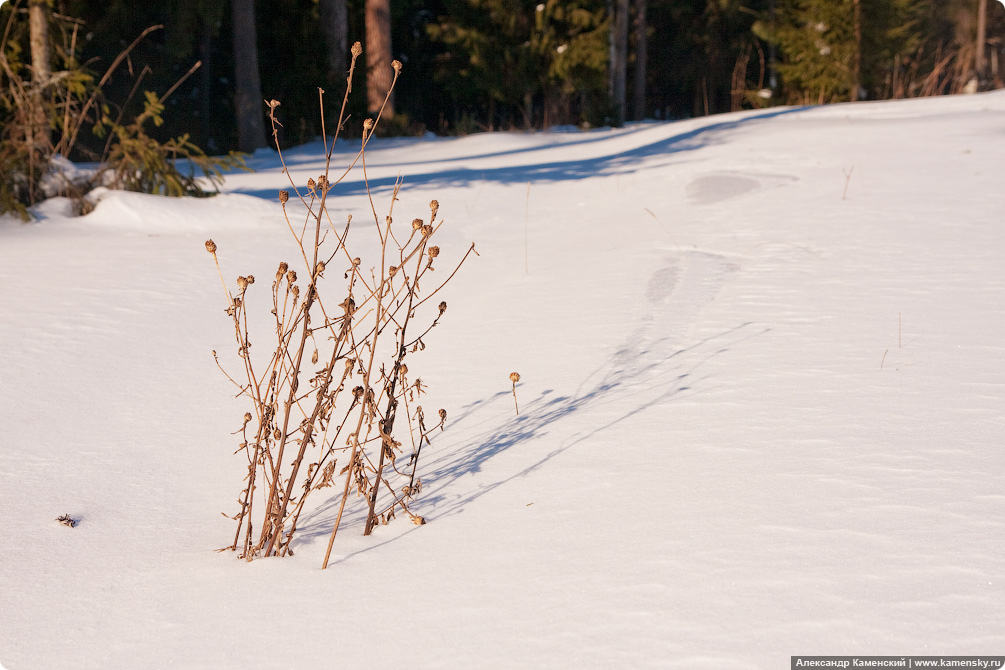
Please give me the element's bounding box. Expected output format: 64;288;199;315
400;363;408;376
315;261;325;275
292;285;300;299
244;412;252;423
237;276;249;290
307;177;317;191
428;246;440;258
317;175;329;192
205;239;217;254
277;261;288;278
351;41;362;58
412;218;423;230
429;200;439;217
388;265;398;277
412;515;426;525
510;372;521;383
341;297;355;315
274;428;282;440
352;257;361;266
439;408;447;421
438;301;447;315
311;350;319;364
363;118;373;132
267;99;281;110
287;270;297;283
353;385;365;400
246;275;255;285
421;225;433;237
278;189;289;204
392;60;402;74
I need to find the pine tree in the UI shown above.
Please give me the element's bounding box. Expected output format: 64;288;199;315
428;0;607;129
764;0;931;103
773;0;858;103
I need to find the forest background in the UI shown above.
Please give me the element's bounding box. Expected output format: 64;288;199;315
2;0;1004;157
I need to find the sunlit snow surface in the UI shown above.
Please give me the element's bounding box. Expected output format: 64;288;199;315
2;91;1004;669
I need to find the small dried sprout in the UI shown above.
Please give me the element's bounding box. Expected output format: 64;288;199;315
56;514;76;528
412;218;423;230
205;239;217;254
438;408;447;429
430;199;439;219
267;99;281;112
307;177;317;192
428;246;440;259
510;372;521;416
392;60;402;75
363;118;373;134
312;350;319;365
243;412;253;425
351;41;363;58
438;301;447;316
279;190;289;204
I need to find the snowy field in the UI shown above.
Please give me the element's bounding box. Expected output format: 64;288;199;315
2;90;1004;669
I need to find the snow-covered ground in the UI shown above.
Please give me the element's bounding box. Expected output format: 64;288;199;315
2;91;1004;669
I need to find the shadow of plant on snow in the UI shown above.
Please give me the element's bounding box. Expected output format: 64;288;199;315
294;313;770;558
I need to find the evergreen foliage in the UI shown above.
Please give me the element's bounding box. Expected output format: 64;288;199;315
1;0;1003;171
427;0;608;129
0;1;245;218
771;0;859;103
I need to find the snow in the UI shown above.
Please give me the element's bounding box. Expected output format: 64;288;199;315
2;91;1004;668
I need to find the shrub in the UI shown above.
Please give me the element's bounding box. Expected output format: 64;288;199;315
0;6;244;219
209;44;476;568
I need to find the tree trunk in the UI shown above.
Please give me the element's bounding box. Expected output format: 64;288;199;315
610;0;628;125
365;0;393;118
319;0;348;84
632;0;647;120
199;11;215;150
976;0;988;85
852;0;861;100
231;0;268;152
28;0;51;149
28;1;51;85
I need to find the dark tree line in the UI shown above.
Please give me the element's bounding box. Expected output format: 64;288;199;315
4;0;1003;156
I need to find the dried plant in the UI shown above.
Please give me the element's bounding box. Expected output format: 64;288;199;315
510;372;521;416
209;43;475;569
